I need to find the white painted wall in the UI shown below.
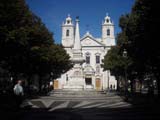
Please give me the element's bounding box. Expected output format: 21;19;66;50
57;15;117;90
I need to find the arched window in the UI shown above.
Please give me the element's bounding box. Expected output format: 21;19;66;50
66;30;69;36
96;55;100;64
85;52;90;64
86;56;90;64
107;29;110;36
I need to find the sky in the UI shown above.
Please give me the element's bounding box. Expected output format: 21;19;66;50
25;0;135;44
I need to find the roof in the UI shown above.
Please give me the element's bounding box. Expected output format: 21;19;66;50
81;31;105;47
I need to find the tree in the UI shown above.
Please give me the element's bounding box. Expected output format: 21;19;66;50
0;0;72;92
103;0;160;97
126;0;160;96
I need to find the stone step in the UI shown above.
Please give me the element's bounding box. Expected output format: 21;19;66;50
50;90;105;94
50;95;108;98
50;93;106;96
47;94;121;98
39;95;122;101
49;90;118;100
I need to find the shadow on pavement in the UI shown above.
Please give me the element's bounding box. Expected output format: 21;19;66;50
1;103;160;120
1;91;160;120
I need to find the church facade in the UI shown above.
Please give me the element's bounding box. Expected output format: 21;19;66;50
55;14;117;91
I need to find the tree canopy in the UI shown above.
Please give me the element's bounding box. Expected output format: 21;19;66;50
0;0;72;85
102;0;160;95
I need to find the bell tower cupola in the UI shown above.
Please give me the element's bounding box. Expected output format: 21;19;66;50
62;14;74;47
101;13;115;46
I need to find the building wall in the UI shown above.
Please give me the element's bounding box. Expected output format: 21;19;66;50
57;45;117;90
57;15;117;91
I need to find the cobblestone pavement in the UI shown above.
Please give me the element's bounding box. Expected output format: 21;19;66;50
6;90;160;120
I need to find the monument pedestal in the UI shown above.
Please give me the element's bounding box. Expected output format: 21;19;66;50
63;74;85;90
63;85;84;91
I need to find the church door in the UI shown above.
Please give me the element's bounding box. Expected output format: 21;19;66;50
54;80;59;89
96;78;101;91
85;78;92;85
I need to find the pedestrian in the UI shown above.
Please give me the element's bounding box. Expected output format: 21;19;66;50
13;80;24;108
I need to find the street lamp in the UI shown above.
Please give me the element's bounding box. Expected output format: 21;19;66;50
123;49;128;96
123;49;127;58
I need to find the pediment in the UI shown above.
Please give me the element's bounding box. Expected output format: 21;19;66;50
81;36;104;47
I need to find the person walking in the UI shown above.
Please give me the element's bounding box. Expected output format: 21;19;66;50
13;80;24;108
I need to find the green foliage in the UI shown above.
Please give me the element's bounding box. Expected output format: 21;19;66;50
0;0;72;85
126;0;160;74
119;14;129;31
103;0;160;94
48;45;73;78
116;32;128;47
102;46;132;77
102;14;133;79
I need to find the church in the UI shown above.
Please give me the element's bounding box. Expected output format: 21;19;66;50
55;14;117;91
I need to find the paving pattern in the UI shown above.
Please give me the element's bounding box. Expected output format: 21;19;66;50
22;90;129;109
20;90;160;120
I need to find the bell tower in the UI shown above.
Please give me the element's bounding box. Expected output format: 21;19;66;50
62;14;74;47
101;14;115;46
